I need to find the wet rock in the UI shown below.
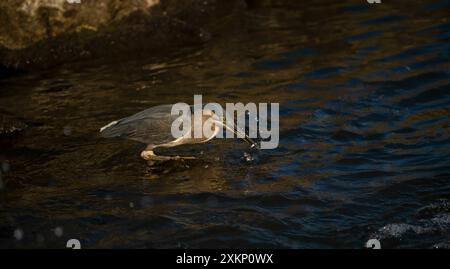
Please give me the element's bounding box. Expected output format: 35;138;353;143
415;199;450;219
0;0;160;50
0;111;27;136
0;0;246;70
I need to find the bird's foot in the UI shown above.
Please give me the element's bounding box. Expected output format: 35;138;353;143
141;150;196;161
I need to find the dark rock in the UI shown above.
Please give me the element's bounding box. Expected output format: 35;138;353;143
0;0;160;50
0;0;246;71
0;111;27;136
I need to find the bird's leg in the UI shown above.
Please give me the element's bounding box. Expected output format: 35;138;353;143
140;147;196;161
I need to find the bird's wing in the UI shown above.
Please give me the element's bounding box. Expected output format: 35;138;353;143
100;105;182;145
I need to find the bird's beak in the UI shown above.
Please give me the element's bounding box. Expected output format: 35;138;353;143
221;117;257;148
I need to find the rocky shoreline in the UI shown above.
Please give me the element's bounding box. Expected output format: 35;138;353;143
0;0;247;71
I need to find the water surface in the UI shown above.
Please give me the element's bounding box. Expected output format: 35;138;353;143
0;0;449;248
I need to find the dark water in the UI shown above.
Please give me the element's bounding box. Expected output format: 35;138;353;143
1;0;449;248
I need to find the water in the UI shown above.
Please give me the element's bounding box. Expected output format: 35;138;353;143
0;0;449;248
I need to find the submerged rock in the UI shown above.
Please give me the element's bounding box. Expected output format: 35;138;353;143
0;111;27;136
416;199;450;219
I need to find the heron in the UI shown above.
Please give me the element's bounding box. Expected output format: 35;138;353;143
99;104;256;161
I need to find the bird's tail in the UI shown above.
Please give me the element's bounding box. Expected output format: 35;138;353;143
99;120;120;137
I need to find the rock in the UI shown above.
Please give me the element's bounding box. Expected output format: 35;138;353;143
0;0;160;50
0;111;27;136
0;0;246;71
416;199;450;219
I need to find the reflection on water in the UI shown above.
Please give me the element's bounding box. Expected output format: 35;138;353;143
0;0;449;248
